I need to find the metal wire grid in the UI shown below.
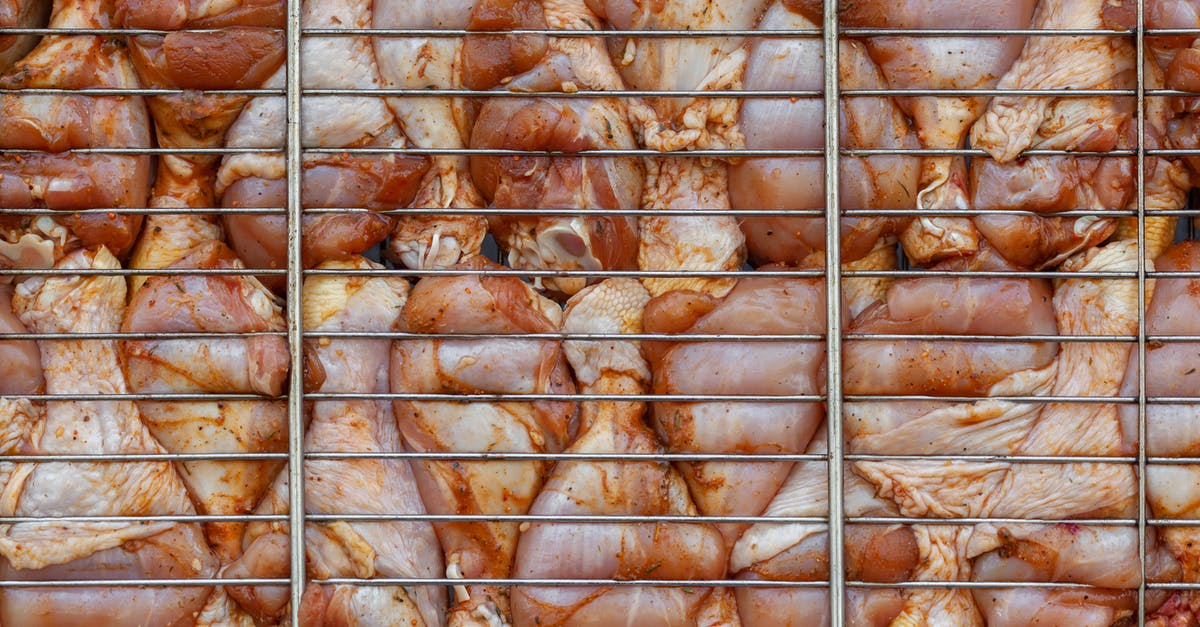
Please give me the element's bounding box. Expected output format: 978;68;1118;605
0;0;1191;624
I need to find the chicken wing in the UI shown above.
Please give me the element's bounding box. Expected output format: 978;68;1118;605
392;258;579;624
729;1;919;268
372;0;489;270
224;257;446;626
0;247;218;626
464;0;642;298
0;0;151;259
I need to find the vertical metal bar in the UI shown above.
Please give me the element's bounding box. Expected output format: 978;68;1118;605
1135;0;1147;624
822;0;845;623
285;0;306;622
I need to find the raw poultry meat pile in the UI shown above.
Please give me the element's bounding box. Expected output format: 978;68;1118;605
3;0;1200;624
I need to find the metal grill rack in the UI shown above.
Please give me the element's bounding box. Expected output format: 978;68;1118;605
2;0;1199;624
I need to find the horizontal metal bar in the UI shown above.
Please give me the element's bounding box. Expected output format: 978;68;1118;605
2;27;1180;37
293;267;1148;279
6;206;1189;218
0;392;1171;403
0;332;286;341
0;268;286;277
0;577;1156;590
7;451;1200;464
5;331;1178;342
0;88;281;97
0;147;279;155
0;579;288;588
0;87;1172;98
844;453;1136;463
0;207;284;216
0;146;1149;157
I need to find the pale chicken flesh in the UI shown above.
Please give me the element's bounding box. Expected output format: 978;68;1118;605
0;0;49;73
818;0;1038;265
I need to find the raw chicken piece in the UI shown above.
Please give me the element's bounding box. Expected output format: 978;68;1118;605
114;0;285;170
972;0;1134;162
217;0;430;291
196;588;257;627
1116;242;1200;598
807;0;1037;264
225;257;446;626
586;0;767;296
964;0;1143;269
0;282;42;395
392;257;579;625
729;1;919;267
126;158;225;294
464;0;642;297
0;0;50;73
851;241;1145;622
513;278;730;627
967;523;1139;626
373;0;488;269
0;247;218;626
644;270;826;547
0;0;151;258
121;240;289;560
1134;0;1200;188
730;428;917;626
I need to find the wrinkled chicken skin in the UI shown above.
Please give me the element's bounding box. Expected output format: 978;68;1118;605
226;257;446;626
464;0;642;298
0;0;151;258
217;0;429;291
961;0;1143;269
729;1;919;268
730;429;917;626
802;0;1036;265
121;241;288;561
0;247;218;626
513;278;730;627
114;0;285;172
0;0;50;73
850;242;1145;622
586;0;767;297
392;258;579;625
645;270;826;548
372;0;489;270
